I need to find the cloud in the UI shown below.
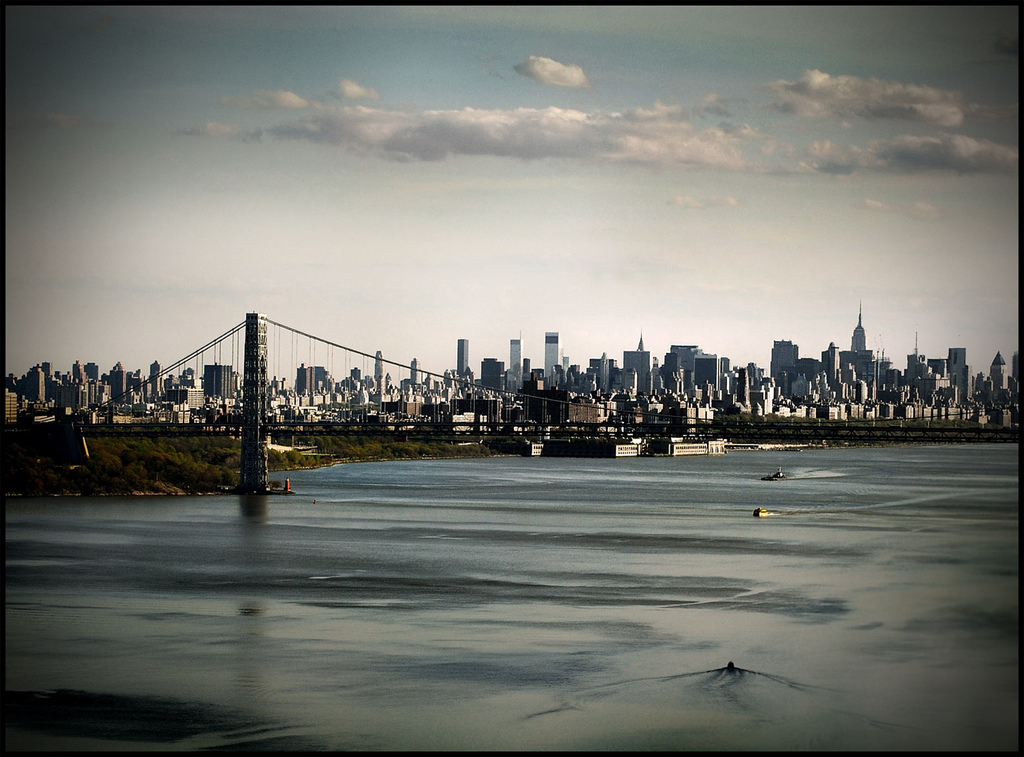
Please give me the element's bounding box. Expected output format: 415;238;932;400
259;101;760;170
185;98;1015;176
862;198;941;220
221;89;313;109
803;133;1017;175
769;69;974;128
514;56;591;89
693;93;733;119
177;121;262;141
338;78;379;100
671;195;740;209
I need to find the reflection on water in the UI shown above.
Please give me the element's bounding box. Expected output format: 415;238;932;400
239;494;269;525
4;445;1018;751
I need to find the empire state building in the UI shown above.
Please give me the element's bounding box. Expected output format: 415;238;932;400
851;303;867;352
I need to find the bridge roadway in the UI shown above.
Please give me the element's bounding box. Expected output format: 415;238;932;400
72;419;1019;445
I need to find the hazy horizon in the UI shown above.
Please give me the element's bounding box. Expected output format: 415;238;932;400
5;7;1018;378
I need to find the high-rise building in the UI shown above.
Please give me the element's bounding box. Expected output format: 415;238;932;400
410;358;419;386
770;341;798;380
203;363;234;399
851;302;867;352
374;351;384;390
24;365;46;402
508;338;522;391
108;362;127;400
544;332;559;387
947;347;969;400
148;360;162;400
821;342;839;389
693;354;721;393
295;363;315;396
457;339;470;376
480;358;505;390
990;352;1006;390
622;334;652;394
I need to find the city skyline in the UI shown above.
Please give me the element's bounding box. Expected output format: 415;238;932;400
6;7;1018;375
8;305;1016;392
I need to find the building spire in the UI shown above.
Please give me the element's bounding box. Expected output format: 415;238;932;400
638;332;645;351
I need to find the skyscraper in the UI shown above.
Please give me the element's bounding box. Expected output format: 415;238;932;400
204;363;233;399
509;338;522;390
622;334;651;394
947;347;969;400
851;302;867;352
457;339;470;376
544;332;559;386
990;352;1006;390
770;340;799;380
480;358;505;390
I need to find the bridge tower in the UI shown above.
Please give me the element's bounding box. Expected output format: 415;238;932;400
239;312;269;493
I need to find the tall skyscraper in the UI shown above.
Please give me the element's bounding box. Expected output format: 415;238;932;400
508;338;522;390
148;360;162;400
108;361;127;400
990;352;1006;390
947;347;969;400
851;302;867;352
544;332;559;386
457;339;470;376
770;340;799;380
204;363;234;399
374;350;384;390
480;358;505;390
410;358;419;386
622;334;652;394
294;363;315;396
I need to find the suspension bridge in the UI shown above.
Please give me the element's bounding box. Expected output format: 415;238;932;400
57;313;1018;494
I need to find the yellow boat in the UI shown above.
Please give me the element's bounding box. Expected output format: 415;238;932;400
753;507;770;517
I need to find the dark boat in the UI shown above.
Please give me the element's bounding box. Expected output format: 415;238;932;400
761;467;786;481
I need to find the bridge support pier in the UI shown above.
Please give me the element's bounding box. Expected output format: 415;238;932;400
239;312;269;493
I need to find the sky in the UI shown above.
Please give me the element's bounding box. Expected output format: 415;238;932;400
5;6;1018;381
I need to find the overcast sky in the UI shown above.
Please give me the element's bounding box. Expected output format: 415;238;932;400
6;6;1018;380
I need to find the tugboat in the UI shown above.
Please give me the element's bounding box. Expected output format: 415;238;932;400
752;507;770;517
761;466;786;481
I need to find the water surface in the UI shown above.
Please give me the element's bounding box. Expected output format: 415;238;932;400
5;445;1018;750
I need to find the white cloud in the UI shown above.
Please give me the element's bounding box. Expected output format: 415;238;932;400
338;78;380;100
769;69;970;128
514;56;591;89
862;198;941;220
262;102;759;170
187;96;1016;176
221;89;312;109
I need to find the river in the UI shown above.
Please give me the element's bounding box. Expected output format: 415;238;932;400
4;444;1018;750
